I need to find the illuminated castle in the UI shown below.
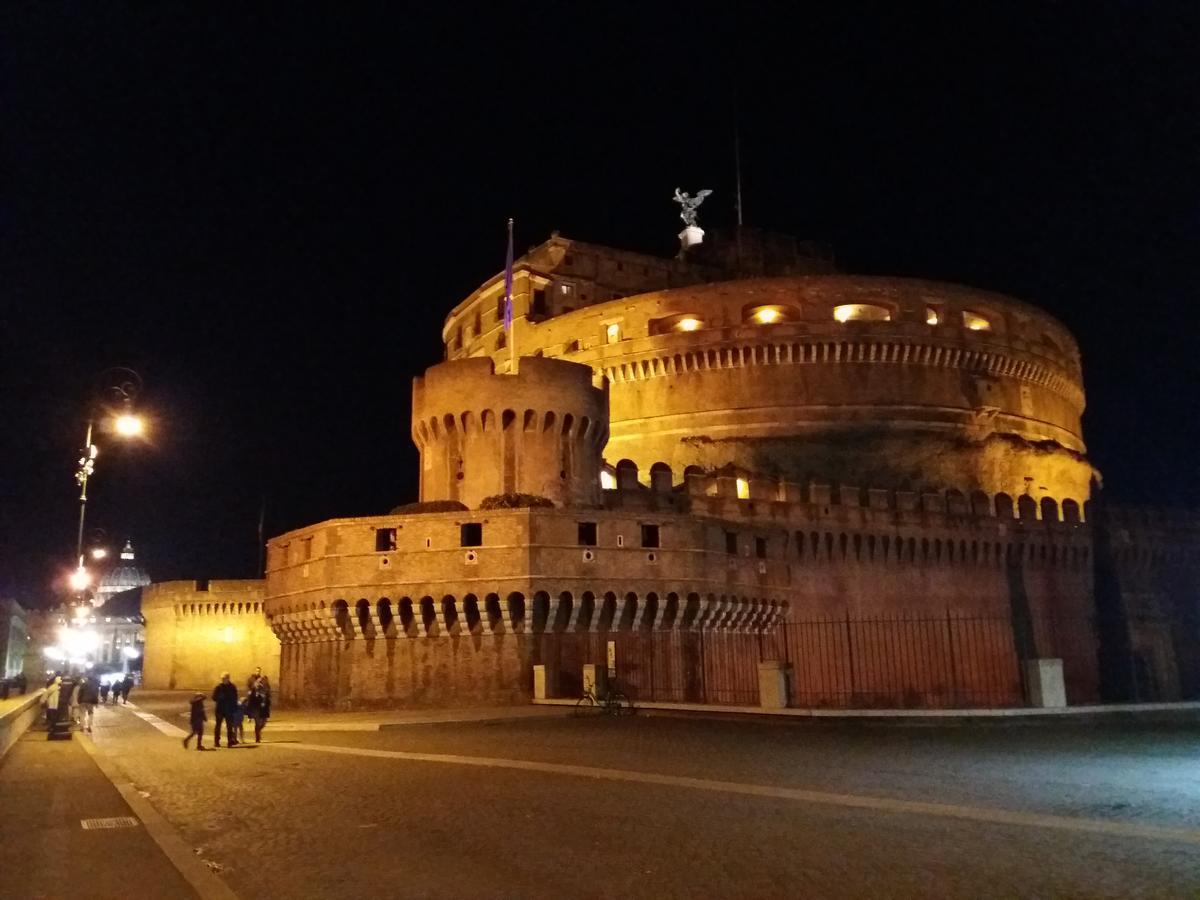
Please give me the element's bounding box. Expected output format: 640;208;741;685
142;230;1199;708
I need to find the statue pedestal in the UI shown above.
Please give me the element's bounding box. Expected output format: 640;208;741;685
678;225;704;251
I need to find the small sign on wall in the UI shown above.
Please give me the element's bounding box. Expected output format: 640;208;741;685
607;640;616;677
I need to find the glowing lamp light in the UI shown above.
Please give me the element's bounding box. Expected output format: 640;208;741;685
600;470;617;490
69;566;91;592
926;308;939;326
676;317;702;332
833;303;891;324
90;547;108;560
753;308;781;324
962;311;992;332
122;646;141;659
114;413;144;437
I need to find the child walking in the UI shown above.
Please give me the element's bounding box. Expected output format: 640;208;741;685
182;692;207;750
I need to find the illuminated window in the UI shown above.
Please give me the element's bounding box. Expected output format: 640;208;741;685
754;308;780;324
736;477;750;499
925;307;940;325
833;304;891;323
559;282;575;297
600;469;617;490
962;310;992;331
676;317;702;332
605;322;621;344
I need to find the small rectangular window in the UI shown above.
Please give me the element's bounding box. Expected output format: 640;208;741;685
532;289;547;317
460;523;483;547
578;522;598;546
375;528;397;552
641;524;660;549
755;537;767;559
496;296;505;321
725;531;738;555
300;536;313;561
605;322;621;344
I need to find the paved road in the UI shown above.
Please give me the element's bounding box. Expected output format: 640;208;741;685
77;702;1200;898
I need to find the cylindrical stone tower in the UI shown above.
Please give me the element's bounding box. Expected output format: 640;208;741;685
411;356;609;509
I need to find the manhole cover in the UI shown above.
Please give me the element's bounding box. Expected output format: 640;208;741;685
81;816;139;830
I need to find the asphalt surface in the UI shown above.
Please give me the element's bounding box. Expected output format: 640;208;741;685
35;701;1200;898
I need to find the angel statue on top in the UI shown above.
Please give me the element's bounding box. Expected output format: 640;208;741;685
673;188;713;228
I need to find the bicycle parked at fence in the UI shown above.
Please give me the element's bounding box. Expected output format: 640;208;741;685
574;680;636;716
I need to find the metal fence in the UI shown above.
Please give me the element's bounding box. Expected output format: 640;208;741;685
538;614;1105;709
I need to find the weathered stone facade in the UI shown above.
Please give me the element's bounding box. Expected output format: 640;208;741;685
148;232;1198;708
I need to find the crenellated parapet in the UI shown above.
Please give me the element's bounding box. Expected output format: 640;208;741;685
601;459;1090;529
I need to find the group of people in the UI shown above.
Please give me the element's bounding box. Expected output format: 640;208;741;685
183;667;272;751
42;672;134;734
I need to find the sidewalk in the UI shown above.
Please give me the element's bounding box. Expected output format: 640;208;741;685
0;720;202;900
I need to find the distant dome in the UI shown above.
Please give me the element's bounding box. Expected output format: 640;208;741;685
95;540;151;605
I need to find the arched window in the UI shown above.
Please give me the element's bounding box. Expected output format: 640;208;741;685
833;303;891;323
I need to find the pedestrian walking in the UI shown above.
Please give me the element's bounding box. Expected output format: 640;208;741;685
211;673;239;747
78;675;100;733
67;678;81;727
99;680;110;704
120;674;134;704
43;676;62;730
182;693;207;750
246;667;263;692
245;679;271;743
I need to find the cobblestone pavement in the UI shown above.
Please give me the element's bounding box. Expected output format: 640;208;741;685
86;703;1200;899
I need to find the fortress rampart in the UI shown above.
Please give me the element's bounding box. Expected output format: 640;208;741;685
141;580;279;690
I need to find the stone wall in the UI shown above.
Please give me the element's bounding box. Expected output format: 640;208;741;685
263;476;1102;707
142;580;278;691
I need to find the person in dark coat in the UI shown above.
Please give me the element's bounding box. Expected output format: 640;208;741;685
78;675;100;733
99;680;110;704
211;672;239;747
244;680;271;743
183;693;207;750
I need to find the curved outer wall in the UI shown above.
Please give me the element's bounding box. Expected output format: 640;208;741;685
412;357;608;509
447;275;1093;505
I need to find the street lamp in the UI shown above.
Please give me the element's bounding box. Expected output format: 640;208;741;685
71;368;145;606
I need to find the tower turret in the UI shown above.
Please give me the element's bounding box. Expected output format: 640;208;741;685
411;357;608;509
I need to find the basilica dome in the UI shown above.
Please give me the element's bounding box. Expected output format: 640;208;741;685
95;540;151;606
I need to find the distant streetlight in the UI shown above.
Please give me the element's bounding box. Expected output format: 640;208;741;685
71;367;146;606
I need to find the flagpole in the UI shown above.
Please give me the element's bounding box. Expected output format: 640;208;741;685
506;217;516;374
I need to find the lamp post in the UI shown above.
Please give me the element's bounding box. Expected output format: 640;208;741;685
70;368;145;607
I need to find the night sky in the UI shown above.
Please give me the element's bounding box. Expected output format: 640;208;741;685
2;4;1197;605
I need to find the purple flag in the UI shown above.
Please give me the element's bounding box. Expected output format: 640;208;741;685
503;218;514;331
